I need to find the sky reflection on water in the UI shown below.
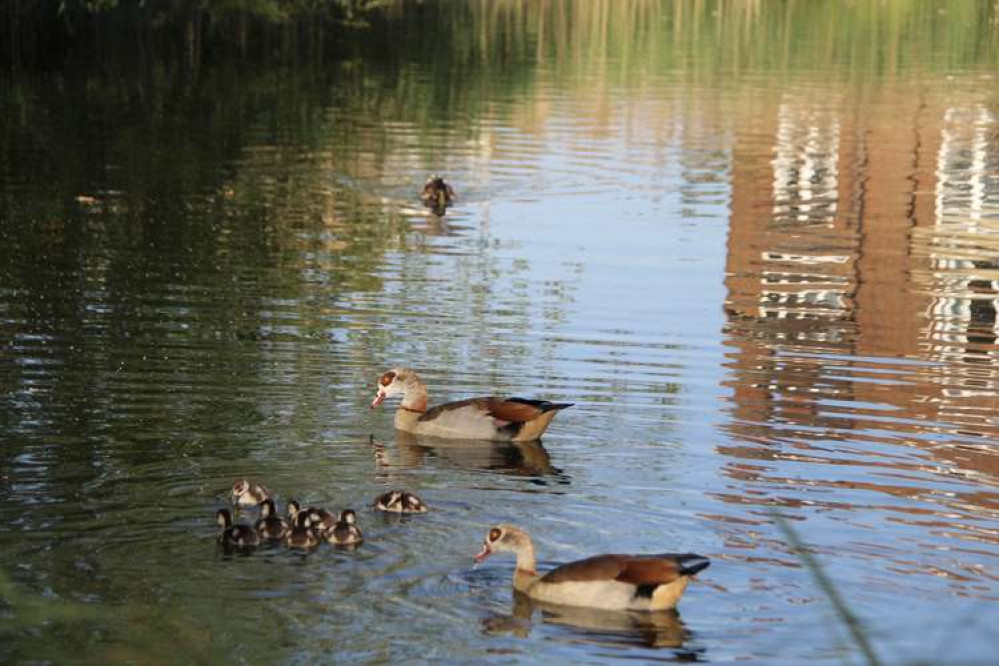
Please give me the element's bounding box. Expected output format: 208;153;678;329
1;1;998;663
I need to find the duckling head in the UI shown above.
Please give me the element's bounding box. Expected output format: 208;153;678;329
230;479;249;501
216;508;233;529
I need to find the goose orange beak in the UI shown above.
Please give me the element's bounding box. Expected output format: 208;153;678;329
474;541;492;563
371;391;386;408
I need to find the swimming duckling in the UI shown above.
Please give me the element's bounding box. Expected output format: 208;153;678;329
216;508;260;549
308;508;337;532
374;490;428;514
254;498;290;540
288;500;336;532
420;176;456;215
284;513;321;550
230;479;271;507
325;509;363;546
287;499;302;524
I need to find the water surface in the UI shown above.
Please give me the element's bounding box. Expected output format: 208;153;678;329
1;2;998;663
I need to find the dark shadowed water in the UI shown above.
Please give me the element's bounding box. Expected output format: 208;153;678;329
1;2;998;663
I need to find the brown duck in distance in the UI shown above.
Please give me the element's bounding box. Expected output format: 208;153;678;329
371;368;572;442
474;525;709;612
420;176;456;215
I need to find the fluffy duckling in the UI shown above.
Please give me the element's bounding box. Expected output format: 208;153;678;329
216;508;260;549
374;490;428;514
474;525;710;612
254;498;290;540
308;508;337;532
420;176;456;214
288;500;336;532
325;509;363;546
284;513;321;550
230;479;271;507
287;499;302;524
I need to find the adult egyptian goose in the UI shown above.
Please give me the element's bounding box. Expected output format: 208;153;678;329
474;525;710;612
371;368;572;441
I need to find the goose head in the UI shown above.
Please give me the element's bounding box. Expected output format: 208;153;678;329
475;524;532;563
372;368;407;408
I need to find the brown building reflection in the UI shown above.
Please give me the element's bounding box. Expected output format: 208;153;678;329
722;82;999;492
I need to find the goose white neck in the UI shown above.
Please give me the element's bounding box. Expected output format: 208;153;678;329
514;534;537;575
398;373;428;412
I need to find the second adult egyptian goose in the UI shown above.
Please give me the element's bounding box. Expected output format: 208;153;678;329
474;525;710;611
371;368;572;442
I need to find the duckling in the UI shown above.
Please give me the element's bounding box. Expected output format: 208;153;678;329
420;176;456;215
284;513;321;550
254;498;290;540
325;509;363;546
374;490;428;514
230;479;271;508
307;507;337;532
288;500;336;532
216;508;260;549
286;499;303;524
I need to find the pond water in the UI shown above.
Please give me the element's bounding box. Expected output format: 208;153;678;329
1;1;998;663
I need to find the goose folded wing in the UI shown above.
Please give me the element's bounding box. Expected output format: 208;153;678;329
541;554;685;585
418;397;545;424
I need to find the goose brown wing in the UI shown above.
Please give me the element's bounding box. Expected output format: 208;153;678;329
418;397;542;424
541;554;632;583
541;554;701;585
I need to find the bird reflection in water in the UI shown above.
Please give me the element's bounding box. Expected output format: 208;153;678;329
483;592;701;654
369;432;568;483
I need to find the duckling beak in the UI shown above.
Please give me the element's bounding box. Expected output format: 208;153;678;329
474;541;492;563
371;390;386;408
436;189;446;209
